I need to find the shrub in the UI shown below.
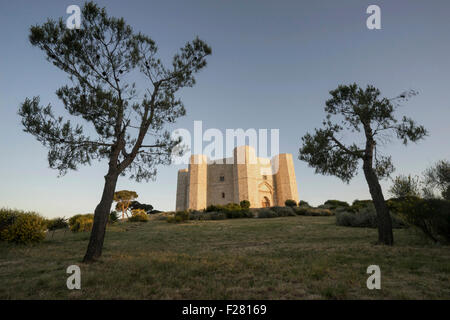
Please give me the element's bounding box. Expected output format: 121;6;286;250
69;214;94;232
0;209;19;240
0;210;47;244
351;200;373;210
395;198;450;243
271;206;295;216
204;203;251;219
109;211;119;223
240;200;250;209
324;200;350;209
285;199;297;207
293;207;333;216
210;212;228;220
47;217;69;231
190;211;227;221
298;200;310;207
167;210;190;223
128;209;149;222
335;204;406;229
256;208;278;218
205;205;221;212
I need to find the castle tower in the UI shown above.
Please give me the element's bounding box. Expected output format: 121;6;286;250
188;154;208;210
273;153;299;205
233;145;260;207
176;169;189;211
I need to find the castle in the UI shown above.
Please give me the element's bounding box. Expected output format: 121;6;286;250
176;146;299;211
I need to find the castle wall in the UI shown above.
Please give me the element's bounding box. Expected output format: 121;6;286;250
206;162;235;206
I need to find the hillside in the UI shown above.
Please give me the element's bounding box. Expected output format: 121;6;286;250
0;215;449;299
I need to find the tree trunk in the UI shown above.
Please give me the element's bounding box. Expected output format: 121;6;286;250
363;162;394;245
83;168;119;263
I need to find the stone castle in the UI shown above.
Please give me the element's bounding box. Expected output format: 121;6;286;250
176;146;299;211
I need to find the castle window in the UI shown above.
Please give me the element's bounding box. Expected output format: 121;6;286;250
219;175;225;182
263;175;267;180
222;192;225;198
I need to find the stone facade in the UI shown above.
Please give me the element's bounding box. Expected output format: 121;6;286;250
176;146;299;211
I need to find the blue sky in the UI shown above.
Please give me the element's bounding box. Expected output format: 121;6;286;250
0;0;449;217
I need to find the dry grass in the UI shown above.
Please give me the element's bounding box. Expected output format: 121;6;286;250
0;216;449;299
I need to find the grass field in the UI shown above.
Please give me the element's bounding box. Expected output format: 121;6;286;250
0;215;449;299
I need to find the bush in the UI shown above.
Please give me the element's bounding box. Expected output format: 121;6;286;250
285;199;297;207
47;217;69;231
128;209;149;222
167;211;190;223
324;200;350;209
335;204;406;229
298;200;310;207
69;214;94;232
240;200;250;209
204;203;252;219
257;208;278;218
395;198;450;243
0;209;19;239
351;200;373;210
271;206;295;216
293;207;333;216
0;209;47;244
190;211;227;221
109;211;119;223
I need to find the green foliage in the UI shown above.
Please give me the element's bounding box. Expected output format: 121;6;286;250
239;200;250;209
391;197;450;243
109;211;119;223
114;190;138;216
190;212;227;221
298;200;310;207
256;208;278;219
46;217;69;231
128;209;148;222
0;209;47;244
20;1;212;181
350;200;373;212
284;199;297;207
422;160;450;200
294;207;334;216
336;204;406;228
389;174;421;198
167;211;190;223
204;203;252;219
324;200;349;208
299;84;426;183
270;206;296;216
69;214;94;232
0;209;19;239
129;201;153;214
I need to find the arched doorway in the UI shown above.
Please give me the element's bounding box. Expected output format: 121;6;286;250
262;196;270;208
258;182;273;208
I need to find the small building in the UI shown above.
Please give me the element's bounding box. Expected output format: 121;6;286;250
176;145;299;211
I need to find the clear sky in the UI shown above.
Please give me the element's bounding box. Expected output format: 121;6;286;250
0;0;449;218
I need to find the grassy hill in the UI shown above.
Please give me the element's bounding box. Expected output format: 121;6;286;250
0;215;449;299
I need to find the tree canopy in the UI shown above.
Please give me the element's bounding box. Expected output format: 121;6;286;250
300;84;427;183
19;1;211;182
